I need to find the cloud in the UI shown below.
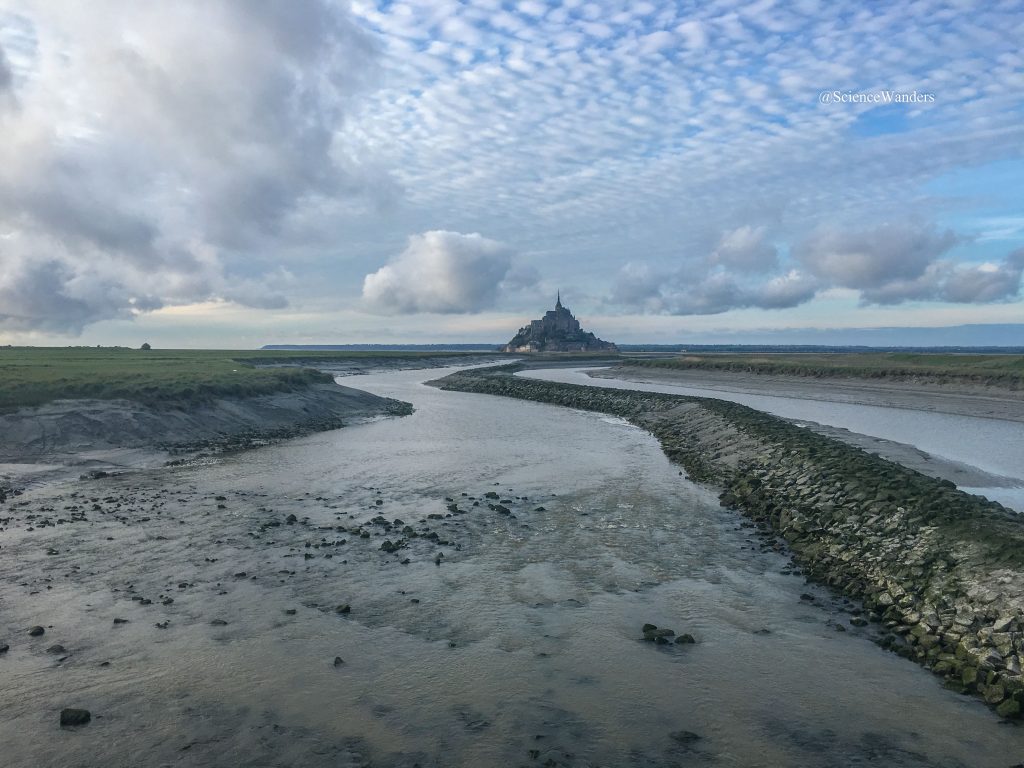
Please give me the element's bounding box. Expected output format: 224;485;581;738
794;223;958;293
794;224;1023;305
0;0;381;333
609;257;818;316
0;43;12;93
710;226;778;272
361;230;514;314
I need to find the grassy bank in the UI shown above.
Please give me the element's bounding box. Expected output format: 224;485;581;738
622;352;1024;389
0;347;485;411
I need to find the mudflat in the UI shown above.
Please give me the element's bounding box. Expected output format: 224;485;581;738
593;365;1024;423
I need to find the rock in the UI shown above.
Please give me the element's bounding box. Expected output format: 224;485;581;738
333;656;344;667
675;634;696;644
335;604;351;614
993;615;1016;633
112;618;129;625
849;617;868;627
642;623;658;632
28;626;45;637
286;514;298;524
984;684;1005;705
996;698;1021;719
0;642;8;654
669;730;701;745
210;619;228;626
285;609;297;615
60;708;91;727
47;644;67;654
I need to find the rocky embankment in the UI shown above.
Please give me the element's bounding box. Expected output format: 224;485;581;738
0;382;412;463
431;366;1024;719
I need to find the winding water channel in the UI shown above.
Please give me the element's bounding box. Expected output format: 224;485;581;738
1;365;1022;767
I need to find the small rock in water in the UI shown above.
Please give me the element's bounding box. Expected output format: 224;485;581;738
284;609;297;615
675;634;696;644
28;626;45;637
0;642;9;654
333;656;344;667
335;604;351;615
47;644;67;654
210;619;228;626
60;708;91;727
113;618;129;625
669;730;701;745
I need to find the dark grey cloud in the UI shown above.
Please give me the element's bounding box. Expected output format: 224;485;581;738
0;0;382;333
0;257;155;333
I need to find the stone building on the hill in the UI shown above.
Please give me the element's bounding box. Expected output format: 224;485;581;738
502;294;618;353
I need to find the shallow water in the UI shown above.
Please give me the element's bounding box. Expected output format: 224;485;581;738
520;367;1024;512
1;366;1021;767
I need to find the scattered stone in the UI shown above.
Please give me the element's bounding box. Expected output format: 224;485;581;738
675;634;696;644
210;619;228;626
28;626;45;637
333;656;344;667
47;644;67;654
0;643;9;654
60;708;91;727
113;618;129;625
335;604;351;615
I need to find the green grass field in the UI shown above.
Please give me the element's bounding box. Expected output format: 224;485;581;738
623;352;1024;388
0;347;485;411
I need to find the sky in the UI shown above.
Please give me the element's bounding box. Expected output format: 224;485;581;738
0;0;1022;347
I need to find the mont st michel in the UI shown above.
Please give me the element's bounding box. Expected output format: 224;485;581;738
502;293;618;353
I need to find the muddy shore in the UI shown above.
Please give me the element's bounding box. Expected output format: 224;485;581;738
431;365;1024;719
0;382;411;468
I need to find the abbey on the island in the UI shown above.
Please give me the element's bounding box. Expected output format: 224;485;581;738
502;293;619;353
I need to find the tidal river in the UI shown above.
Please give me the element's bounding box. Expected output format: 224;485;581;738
519;366;1024;513
1;365;1021;767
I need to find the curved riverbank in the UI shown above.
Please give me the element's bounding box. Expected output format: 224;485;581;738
0;382;412;465
430;365;1024;719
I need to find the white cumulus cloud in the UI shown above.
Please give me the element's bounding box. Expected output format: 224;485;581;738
361;230;514;314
